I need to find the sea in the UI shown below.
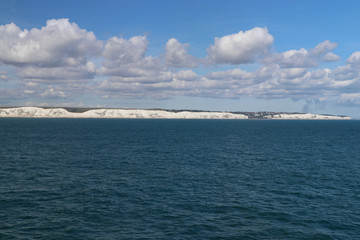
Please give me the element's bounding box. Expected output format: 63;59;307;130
0;118;360;239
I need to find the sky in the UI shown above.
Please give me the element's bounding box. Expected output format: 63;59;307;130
1;0;360;117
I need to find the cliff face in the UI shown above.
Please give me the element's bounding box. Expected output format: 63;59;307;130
263;113;351;120
0;107;249;119
0;107;351;119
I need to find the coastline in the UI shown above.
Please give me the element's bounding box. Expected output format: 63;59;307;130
0;107;351;120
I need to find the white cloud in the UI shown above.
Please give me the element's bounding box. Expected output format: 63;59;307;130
0;19;102;67
206;68;252;80
312;41;340;62
280;68;307;79
167;70;199;91
323;52;340;62
100;35;172;84
347;51;360;65
101;35;155;77
0;19;102;87
39;87;66;98
207;27;274;64
102;36;147;63
264;40;339;68
100;55;164;78
165;38;198;68
265;48;317;68
174;70;198;81
331;64;358;81
310;40;338;56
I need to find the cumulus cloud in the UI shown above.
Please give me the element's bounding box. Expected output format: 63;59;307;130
206;68;251;80
331;64;358;81
280;68;307;80
99;35;173;85
313;41;341;62
0;19;102;67
166;70;199;91
323;52;341;62
264;40;339;68
0;19;102;87
207;27;274;64
39;87;66;98
174;70;198;81
310;40;338;56
165;38;198;68
102;36;147;63
265;48;317;68
347;51;360;65
100;55;164;79
100;35;150;76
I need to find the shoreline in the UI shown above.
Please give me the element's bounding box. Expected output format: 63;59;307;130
0;107;351;120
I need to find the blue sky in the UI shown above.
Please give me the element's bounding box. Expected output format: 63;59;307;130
1;0;360;117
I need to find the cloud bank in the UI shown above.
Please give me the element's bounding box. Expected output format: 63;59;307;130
0;19;359;112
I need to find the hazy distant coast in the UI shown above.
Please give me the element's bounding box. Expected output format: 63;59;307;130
0;107;351;120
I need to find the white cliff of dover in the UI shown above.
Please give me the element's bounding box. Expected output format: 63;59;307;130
0;107;351;119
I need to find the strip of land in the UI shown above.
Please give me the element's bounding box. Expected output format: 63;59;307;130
0;107;351;119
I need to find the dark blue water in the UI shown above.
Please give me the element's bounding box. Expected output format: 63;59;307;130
1;119;360;239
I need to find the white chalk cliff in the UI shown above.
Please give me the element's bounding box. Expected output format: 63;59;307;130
263;113;351;120
0;107;248;119
0;107;351;119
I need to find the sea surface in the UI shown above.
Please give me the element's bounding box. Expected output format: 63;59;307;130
1;119;360;239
